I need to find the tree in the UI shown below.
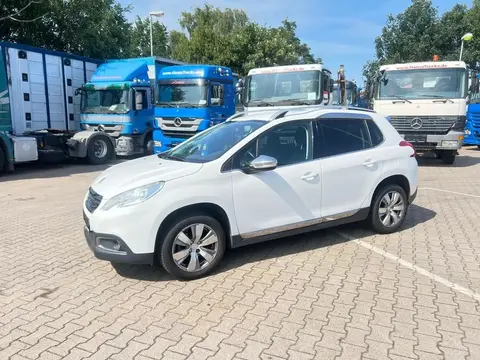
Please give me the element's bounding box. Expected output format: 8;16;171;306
127;16;170;58
170;4;320;75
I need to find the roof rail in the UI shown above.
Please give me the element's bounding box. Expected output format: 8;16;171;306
227;112;245;121
269;110;289;120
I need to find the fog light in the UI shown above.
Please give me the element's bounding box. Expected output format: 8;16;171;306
465;129;471;135
97;238;125;254
441;140;458;148
154;140;162;147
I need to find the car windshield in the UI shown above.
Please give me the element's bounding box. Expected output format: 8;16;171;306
246;70;321;106
81;89;129;114
377;68;467;100
156;82;207;107
158;120;267;163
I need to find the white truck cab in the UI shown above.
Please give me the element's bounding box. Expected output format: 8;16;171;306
371;61;468;164
235;64;334;114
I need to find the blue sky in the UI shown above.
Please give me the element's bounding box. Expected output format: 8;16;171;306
119;0;469;84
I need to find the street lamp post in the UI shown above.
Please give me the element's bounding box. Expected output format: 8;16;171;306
149;10;165;57
459;32;473;61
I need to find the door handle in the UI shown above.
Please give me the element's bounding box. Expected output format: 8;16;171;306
362;158;375;167
301;172;318;181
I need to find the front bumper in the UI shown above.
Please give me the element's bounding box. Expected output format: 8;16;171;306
401;132;464;151
83;212;154;265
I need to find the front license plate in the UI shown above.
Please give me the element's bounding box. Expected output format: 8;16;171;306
404;135;426;143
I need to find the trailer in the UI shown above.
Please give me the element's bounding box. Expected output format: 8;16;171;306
0;42;116;173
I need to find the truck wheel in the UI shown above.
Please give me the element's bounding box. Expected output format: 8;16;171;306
144;136;154;155
87;135;114;165
441;150;456;165
0;146;5;173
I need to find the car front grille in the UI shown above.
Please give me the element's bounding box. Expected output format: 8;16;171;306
85;187;103;213
389;115;456;134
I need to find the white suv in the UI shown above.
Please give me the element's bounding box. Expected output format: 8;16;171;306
83;106;418;280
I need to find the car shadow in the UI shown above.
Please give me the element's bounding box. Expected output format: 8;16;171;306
417;153;480;168
111;203;437;282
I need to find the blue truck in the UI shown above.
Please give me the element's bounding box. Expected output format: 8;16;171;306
0;42;120;173
78;57;185;156
464;70;480;148
152;65;236;153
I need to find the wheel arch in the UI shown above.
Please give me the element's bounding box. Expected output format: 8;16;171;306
370;174;411;208
154;202;233;255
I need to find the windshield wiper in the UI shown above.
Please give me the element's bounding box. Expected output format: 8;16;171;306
157;153;185;162
275;99;311;105
390;95;412;103
249;100;275;107
418;94;454;103
156;102;174;107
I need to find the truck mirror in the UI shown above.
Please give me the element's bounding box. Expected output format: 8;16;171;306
329;78;334;92
235;79;244;94
74;88;81;96
135;90;144;110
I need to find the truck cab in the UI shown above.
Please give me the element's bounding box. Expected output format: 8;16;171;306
235;64;334;114
153;65;236;153
464;70;480;148
370;61;468;164
331;80;358;106
79;57;185;156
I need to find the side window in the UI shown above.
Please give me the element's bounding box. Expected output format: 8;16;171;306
211;84;224;106
233;121;313;169
366;120;384;146
135;89;148;110
317;118;372;157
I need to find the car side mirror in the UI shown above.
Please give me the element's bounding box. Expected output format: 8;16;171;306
243;155;277;174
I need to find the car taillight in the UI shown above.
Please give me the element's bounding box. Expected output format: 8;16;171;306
399;140;416;157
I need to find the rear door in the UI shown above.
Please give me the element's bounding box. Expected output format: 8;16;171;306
317;115;384;218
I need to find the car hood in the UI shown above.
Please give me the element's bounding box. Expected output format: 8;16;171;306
90;155;203;198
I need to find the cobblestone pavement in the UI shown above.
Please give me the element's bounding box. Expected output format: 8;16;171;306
1;148;480;360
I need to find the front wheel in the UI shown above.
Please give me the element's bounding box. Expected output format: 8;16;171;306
0;146;5;173
440;150;456;165
369;184;408;234
86;135;114;165
159;214;226;280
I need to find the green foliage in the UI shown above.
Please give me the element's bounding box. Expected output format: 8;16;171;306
0;2;319;74
364;0;480;82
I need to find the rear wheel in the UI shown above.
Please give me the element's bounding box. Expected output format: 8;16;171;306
369;184;408;234
440;150;456;165
0;146;5;173
86;135;114;165
159;214;226;280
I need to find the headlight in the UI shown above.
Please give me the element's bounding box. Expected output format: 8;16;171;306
102;181;165;211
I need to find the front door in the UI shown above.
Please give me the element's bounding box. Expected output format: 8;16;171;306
230;120;322;238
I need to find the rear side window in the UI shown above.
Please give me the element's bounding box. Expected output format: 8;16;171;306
317;118;372;157
366;120;384;146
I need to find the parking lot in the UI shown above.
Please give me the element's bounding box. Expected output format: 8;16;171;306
1;148;480;360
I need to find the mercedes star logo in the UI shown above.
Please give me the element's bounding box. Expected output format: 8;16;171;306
173;117;182;127
410;118;423;130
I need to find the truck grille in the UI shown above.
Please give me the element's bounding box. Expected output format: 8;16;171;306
85;187;103;213
389;116;456;134
469;112;480;128
161;131;192;139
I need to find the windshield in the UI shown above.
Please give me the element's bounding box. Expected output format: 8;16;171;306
331;87;356;105
156;81;207;107
159;120;267;163
81;89;130;114
377;68;467;100
246;70;321;106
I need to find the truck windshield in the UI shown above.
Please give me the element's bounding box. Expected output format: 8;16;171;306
245;70;321;106
81;89;129;114
156;82;207;107
158;120;266;163
377;68;467;100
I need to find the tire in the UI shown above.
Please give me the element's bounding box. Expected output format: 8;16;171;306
477;145;480;149
86;135;114;165
441;150;455;165
0;146;5;173
369;184;408;234
144;135;154;155
159;214;226;280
